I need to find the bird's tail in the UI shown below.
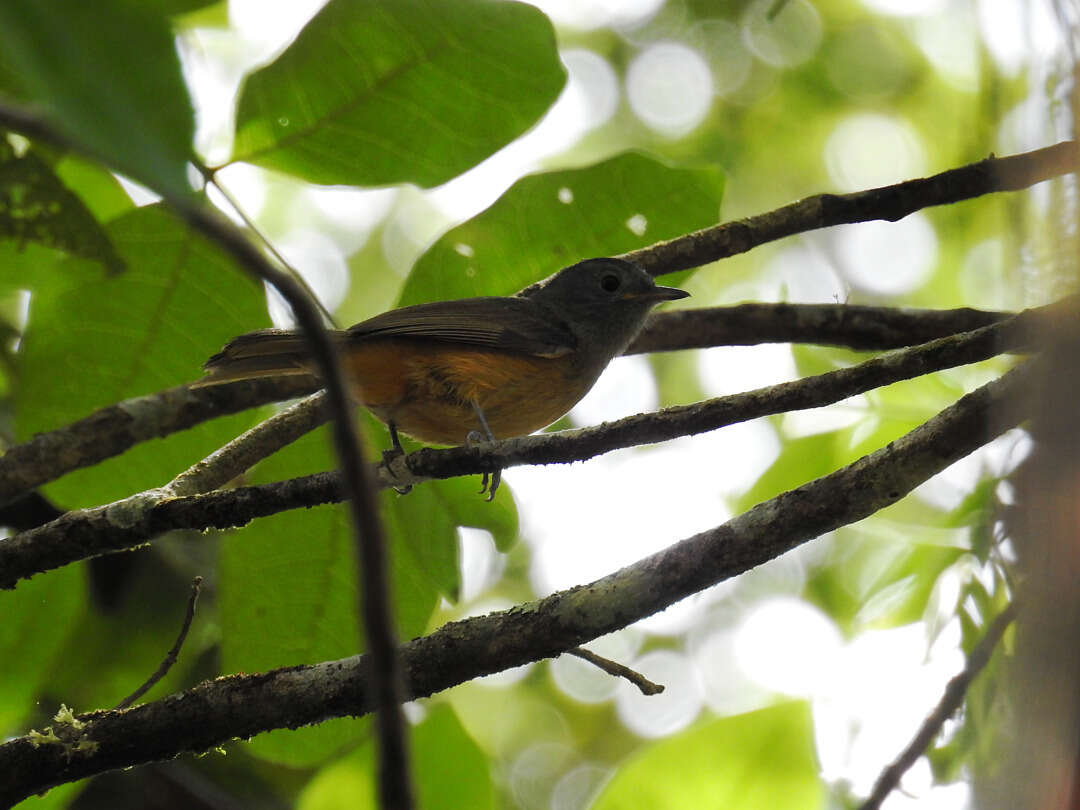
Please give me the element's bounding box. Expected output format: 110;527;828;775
192;328;346;387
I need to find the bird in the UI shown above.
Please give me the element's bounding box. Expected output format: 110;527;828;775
195;257;688;497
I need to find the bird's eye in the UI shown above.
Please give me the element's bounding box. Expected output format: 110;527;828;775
600;273;621;293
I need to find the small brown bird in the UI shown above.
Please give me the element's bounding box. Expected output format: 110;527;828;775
196;257;688;496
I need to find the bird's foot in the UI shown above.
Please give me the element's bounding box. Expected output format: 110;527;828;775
465;427;501;502
382;422;412;495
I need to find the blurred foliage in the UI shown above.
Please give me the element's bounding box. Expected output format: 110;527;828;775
592;702;821;810
0;0;1047;808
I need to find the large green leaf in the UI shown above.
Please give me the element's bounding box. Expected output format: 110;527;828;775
15;203;269;507
218;407;518;765
229;0;564;188
592;702;823;810
398;152;724;305
219;421;477;765
0;0;195;197
297;703;494;810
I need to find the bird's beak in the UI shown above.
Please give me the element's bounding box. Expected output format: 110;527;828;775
626;285;690;302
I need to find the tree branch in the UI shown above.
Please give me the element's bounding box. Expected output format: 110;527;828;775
3;142;1067;509
566;648;665;696
0;377;316;509
0;362;1032;805
114;577;204;710
628;303;1009;354
1;299;1055;589
620;141;1080;274
0;302;1013;511
162;392;327;497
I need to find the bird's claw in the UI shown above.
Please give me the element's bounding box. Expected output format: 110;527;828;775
381;446;412;496
465;428;500;500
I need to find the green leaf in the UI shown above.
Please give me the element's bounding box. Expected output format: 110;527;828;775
0;0;195;196
399;152;724;305
592;702;823;810
230;0;564;188
220;506;367;764
219;425;444;765
297;704;494;810
0;566;85;735
0;140;123;272
15;203;269;507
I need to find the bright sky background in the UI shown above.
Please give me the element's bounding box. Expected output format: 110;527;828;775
176;1;1058;807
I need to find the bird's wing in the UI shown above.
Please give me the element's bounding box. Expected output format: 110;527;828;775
346;297;577;357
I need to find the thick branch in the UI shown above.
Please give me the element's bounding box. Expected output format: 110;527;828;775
0;301;1050;589
0;362;1032;804
621;141;1080;274
629;303;1009;354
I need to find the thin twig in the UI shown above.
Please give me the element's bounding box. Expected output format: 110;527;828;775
114;577;203;710
0;363;1033;804
163;392;328;497
857;602;1019;810
567;648;665;696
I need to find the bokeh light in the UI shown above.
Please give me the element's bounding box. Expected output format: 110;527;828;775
860;0;947;16
528;0;664;31
626;42;714;137
824;113;928;192
761;241;848;303
825;24;911;100
551;764;611;810
698;343;798;396
699;19;753;98
734;598;842;696
976;0;1063;77
836;214;938;296
742;0;823;68
911;4;980;91
692;627;774;716
511;742;577;810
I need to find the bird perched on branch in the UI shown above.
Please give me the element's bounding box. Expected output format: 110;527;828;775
196;257;688;497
